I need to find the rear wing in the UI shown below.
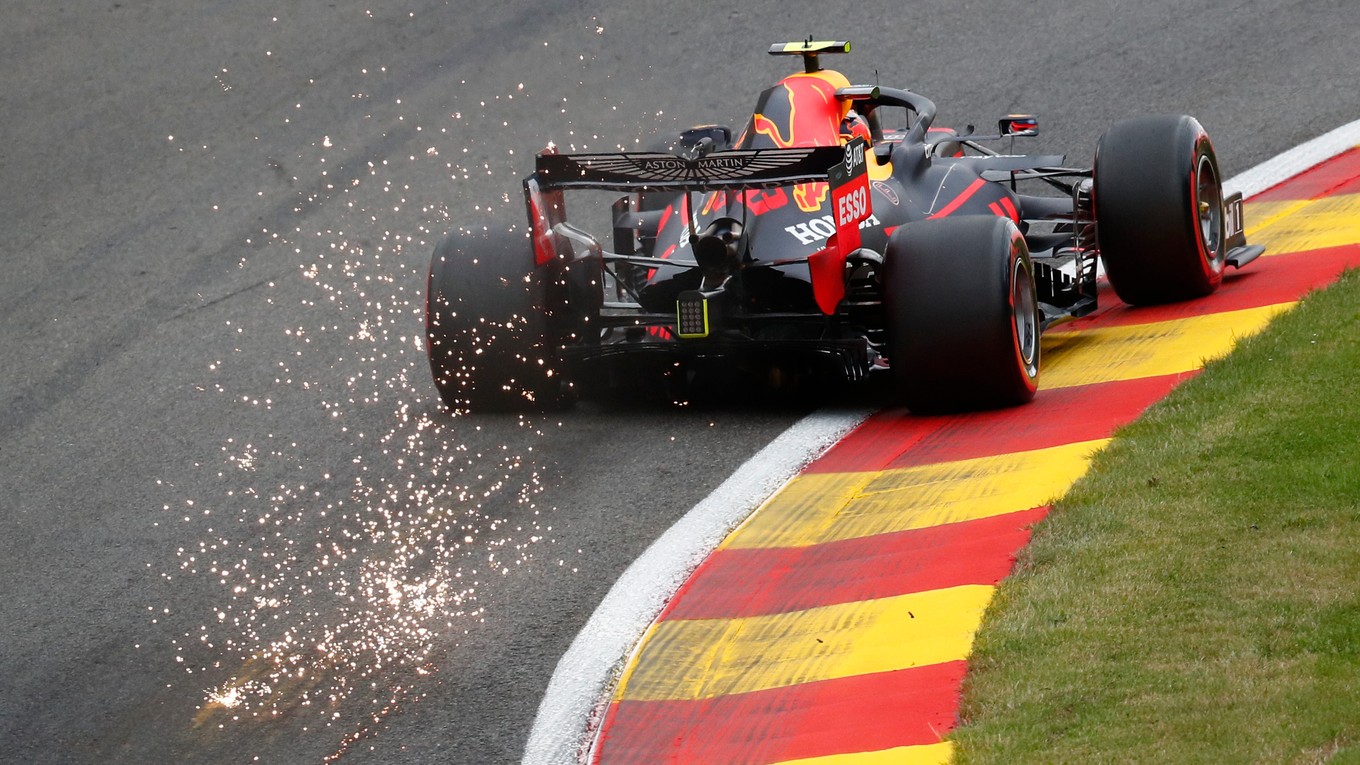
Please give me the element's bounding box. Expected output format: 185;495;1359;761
533;146;847;192
524;143;862;270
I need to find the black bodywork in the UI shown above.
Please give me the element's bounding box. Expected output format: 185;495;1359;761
433;40;1263;409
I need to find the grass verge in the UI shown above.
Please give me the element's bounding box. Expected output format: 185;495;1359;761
952;268;1360;764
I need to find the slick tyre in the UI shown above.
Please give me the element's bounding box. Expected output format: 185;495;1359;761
883;216;1040;413
1094;115;1227;305
425;225;567;412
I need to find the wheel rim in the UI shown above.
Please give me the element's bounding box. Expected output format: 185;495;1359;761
1012;257;1038;376
1195;154;1225;272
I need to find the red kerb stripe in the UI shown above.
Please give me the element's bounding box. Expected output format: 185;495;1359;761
808;374;1187;474
1049;246;1360;332
663;507;1048;620
593;662;967;765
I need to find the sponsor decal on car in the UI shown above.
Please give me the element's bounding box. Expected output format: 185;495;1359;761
872;180;899;206
829;138;871;252
699;186;791;217
793;182;829;213
785;213;881;246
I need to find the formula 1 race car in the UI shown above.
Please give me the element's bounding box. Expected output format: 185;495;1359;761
426;40;1264;413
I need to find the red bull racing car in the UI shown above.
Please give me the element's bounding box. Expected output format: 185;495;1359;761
426;40;1263;413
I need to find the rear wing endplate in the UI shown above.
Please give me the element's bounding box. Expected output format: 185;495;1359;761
533;146;847;193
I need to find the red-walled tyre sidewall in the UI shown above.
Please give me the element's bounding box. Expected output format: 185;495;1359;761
883;215;1039;413
1094;115;1227;305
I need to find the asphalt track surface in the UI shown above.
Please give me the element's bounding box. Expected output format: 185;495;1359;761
2;2;1357;764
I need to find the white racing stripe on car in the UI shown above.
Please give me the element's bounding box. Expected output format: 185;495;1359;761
520;117;1360;765
520;407;870;765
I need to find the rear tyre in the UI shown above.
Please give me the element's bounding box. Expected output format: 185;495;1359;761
425;225;567;412
1094;115;1227;305
883;216;1040;413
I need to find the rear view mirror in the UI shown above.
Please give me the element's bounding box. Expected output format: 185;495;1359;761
1000;114;1039;136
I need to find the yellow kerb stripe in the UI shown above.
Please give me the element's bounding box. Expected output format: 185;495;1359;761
1040;304;1291;390
616;585;993;702
1245;194;1360;255
725;439;1107;550
774;742;954;765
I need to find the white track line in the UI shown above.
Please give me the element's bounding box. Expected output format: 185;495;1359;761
1227;119;1360;199
520;118;1360;765
521;408;870;764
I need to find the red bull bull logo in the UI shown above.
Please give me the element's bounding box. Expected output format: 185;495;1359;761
750;73;846;213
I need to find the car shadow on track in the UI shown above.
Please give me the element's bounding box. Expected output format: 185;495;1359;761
572;361;896;415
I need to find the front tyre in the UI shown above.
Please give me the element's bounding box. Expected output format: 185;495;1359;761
425;225;568;412
883;216;1040;413
1094;115;1227;305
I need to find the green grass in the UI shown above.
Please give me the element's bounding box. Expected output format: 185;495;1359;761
952;268;1360;765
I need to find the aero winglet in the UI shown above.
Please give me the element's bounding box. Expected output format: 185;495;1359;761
1222;190;1266;268
768;40;851;73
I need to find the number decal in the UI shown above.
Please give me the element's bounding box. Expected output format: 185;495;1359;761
1225;196;1244;238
